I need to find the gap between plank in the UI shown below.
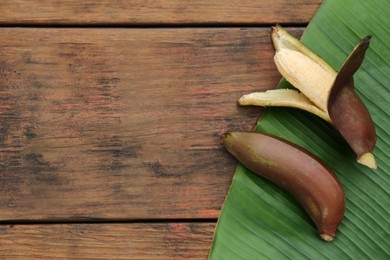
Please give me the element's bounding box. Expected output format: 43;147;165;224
0;22;308;29
0;218;218;226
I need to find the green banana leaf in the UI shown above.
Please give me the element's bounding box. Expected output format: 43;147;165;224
209;0;390;259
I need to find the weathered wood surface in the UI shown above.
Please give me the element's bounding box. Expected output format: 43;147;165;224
0;0;321;25
0;28;304;221
0;222;215;259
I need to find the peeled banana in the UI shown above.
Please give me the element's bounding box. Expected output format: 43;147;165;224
238;25;377;169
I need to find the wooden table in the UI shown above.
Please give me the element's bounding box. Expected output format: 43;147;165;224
0;1;321;258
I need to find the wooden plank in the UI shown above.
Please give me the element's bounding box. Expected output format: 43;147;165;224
0;28;304;221
0;0;322;25
0;222;215;259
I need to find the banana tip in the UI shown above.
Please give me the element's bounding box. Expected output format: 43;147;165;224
320;233;335;242
357;152;377;170
220;132;230;144
362;35;372;44
237;95;248;105
221;132;236;151
272;24;283;32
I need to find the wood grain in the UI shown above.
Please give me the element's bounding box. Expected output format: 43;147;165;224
0;223;215;259
0;0;322;25
0;28;304;221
